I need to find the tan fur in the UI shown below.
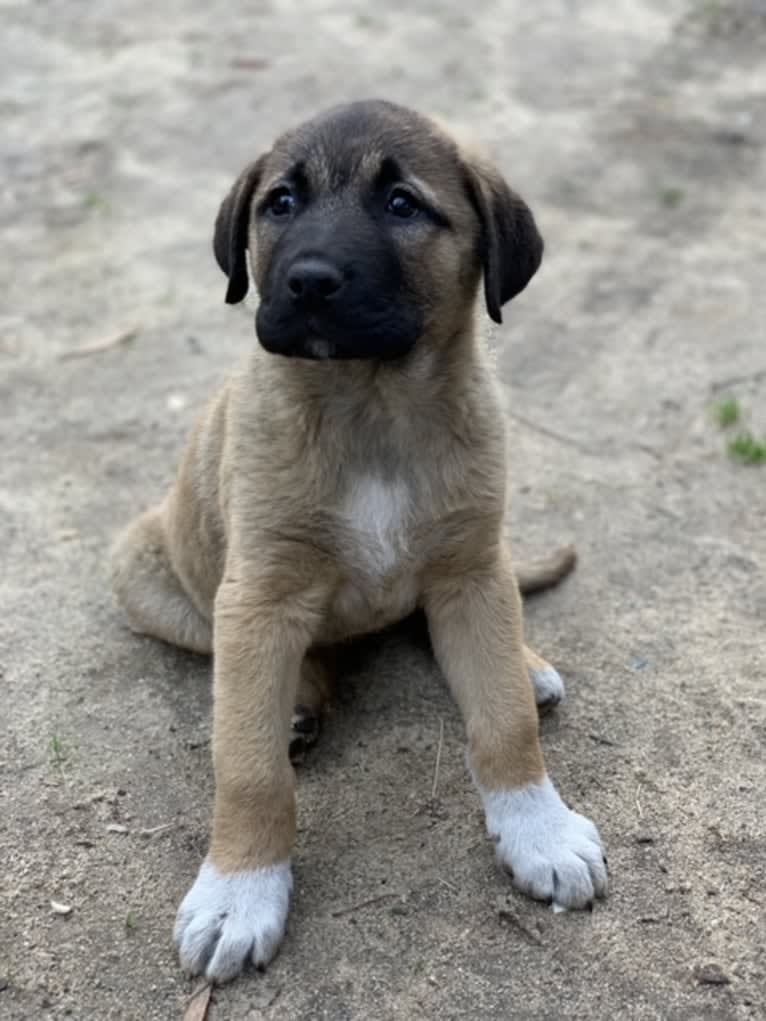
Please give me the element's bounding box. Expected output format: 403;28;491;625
110;105;575;879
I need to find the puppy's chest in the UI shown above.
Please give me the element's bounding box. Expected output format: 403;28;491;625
328;474;422;632
339;475;414;573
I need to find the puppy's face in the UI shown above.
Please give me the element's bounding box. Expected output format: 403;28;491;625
214;101;543;361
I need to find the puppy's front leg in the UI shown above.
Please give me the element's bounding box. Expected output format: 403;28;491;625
424;547;607;909
175;575;325;982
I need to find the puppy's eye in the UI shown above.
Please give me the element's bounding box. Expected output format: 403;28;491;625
386;188;420;219
267;187;296;217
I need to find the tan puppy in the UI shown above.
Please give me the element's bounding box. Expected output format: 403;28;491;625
110;100;606;983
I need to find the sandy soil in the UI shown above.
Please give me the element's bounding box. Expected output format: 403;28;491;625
2;1;765;1018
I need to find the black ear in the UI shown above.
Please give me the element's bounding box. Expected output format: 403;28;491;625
212;156;267;304
464;160;544;324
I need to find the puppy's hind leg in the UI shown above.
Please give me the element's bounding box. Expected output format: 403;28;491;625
110;508;212;655
524;645;565;715
290;647;336;762
515;544;575;713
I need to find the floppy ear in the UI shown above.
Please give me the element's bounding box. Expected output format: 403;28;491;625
212;155;267;304
463;159;544;324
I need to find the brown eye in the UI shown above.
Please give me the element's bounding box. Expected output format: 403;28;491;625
386;188;420;219
267;187;296;216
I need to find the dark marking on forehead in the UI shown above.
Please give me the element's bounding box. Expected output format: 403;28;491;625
269;100;460;191
374;157;402;191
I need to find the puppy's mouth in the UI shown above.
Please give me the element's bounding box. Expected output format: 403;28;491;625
255;303;422;362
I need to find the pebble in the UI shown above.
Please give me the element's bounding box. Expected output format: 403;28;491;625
694;963;730;986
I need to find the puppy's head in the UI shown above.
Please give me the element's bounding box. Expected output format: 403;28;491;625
214;100;543;361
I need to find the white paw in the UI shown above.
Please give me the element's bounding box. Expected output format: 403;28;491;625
482;778;607;909
529;665;565;709
174;860;292;982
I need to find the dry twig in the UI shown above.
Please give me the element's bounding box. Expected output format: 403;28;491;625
431;718;445;800
138;823;175;838
183;982;213;1021
58;327;139;361
331;893;397;918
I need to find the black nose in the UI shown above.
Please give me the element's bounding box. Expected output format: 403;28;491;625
286;258;345;302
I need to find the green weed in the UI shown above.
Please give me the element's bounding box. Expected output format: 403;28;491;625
727;431;766;465
49;734;69;768
712;396;741;427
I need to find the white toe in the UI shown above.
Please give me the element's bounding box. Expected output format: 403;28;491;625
174;860;292;982
530;666;565;707
481;778;607;909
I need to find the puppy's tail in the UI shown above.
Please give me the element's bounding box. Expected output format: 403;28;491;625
515;544;577;595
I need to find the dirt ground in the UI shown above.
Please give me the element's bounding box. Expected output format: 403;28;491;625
2;0;765;1018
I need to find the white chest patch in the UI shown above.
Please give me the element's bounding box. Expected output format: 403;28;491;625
340;475;412;576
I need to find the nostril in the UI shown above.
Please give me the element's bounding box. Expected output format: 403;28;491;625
317;273;341;298
287;273;304;297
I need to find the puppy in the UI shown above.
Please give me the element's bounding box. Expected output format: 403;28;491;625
111;99;606;983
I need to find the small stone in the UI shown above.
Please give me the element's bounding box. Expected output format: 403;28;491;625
166;392;187;411
694;963;730;986
106;823;128;834
50;900;72;916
